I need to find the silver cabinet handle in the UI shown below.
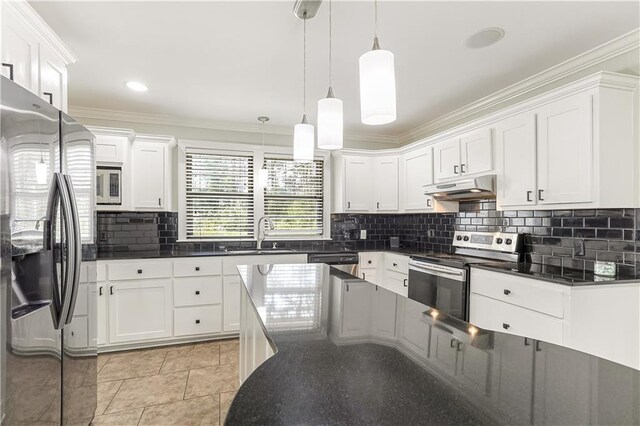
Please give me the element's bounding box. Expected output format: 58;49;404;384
450;338;457;348
377;201;380;209
526;191;532;202
426;198;431;207
454;165;459;174
538;189;544;201
99;286;103;296
347;201;351;209
158;197;161;206
110;286;114;295
346;284;350;292
535;341;543;352
403;278;408;287
460;164;466;173
63;174;82;325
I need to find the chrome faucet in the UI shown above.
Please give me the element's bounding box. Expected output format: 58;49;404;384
256;216;275;249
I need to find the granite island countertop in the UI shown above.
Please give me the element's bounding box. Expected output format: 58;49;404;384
225;263;640;425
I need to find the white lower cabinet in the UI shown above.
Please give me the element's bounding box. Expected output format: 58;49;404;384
370;287;396;340
174;305;222;337
397;298;430;358
223;276;242;332
340;281;372;338
108;279;173;344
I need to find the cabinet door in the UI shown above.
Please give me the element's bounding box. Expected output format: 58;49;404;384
533;341;592;425
95;136;126;163
223;275;241;332
374;156;398;211
536;92;593;205
341;281;371;338
38;44;67;111
460;128;492;176
385;270;408;297
429;327;460;377
371;288;396;339
344;156;373;212
108;279;172;343
359;268;377;284
433;138;460;182
132;142;166;209
398;298;430;358
97;282;108;346
1;8;38;92
490;335;534;424
495;112;537;207
402;147;433;211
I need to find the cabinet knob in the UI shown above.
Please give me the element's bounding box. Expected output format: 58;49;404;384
2;63;14;81
502;323;510;329
195;319;200;324
367;260;372;264
195;290;200;295
137;269;142;274
503;289;511;295
393;262;398;267
195;266;200;271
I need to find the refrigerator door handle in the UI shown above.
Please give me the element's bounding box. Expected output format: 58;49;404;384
62;174;82;325
55;173;76;329
46;173;64;329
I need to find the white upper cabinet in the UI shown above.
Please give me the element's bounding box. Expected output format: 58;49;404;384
460;128;493;176
374;156;399;212
495;112;537;208
1;1;76;111
131;135;173;211
433;128;493;183
536;92;592;205
343;156;374;212
401;147;433;211
433;138;461;182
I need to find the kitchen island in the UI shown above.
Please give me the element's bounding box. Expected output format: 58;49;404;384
226;264;640;425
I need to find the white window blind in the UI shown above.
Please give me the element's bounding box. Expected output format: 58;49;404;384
9;144;51;233
264;158;324;236
185;150;254;239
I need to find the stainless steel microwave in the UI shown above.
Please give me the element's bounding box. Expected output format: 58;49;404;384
96;166;121;205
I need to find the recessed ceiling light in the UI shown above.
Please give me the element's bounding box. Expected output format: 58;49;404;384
465;28;505;49
126;81;148;92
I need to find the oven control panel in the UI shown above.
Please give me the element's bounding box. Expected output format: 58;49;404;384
452;231;522;253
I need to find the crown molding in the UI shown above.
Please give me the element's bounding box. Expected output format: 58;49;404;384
4;0;78;64
398;28;640;145
68;105;399;146
86;126;135;140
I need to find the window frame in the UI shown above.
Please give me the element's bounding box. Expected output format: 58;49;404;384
178;140;331;242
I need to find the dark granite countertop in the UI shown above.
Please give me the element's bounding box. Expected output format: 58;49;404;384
95;246;442;260
226;264;640;425
471;261;640;286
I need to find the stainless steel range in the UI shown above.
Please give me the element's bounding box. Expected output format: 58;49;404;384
408;231;523;321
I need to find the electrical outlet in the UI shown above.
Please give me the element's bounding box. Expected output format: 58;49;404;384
574;239;585;256
427;229;435;238
360;230;367;239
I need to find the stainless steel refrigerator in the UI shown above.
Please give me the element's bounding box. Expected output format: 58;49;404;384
1;76;97;425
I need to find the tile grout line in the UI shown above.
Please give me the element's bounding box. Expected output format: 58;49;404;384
183;369;191;400
100;379;126;416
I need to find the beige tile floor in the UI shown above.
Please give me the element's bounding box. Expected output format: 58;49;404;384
92;339;239;425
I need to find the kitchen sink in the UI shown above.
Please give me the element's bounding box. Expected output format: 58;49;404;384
226;248;297;255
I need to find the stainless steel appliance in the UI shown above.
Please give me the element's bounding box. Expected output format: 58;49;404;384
408;231;522;320
1;76;97;425
307;252;359;276
423;174;495;201
96;166;121;205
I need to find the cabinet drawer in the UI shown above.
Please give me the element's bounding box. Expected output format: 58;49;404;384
174;258;222;277
471;268;564;318
174;277;222;307
359;252;379;268
469;294;563;345
174;305;222;337
384;253;409;274
108;261;172;281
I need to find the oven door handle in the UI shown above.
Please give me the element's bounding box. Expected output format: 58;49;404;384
409;264;467;282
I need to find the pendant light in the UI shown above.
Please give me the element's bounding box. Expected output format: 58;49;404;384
359;0;396;125
317;0;343;150
257;116;269;188
293;12;315;162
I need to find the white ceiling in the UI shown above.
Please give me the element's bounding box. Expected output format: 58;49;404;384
30;1;640;139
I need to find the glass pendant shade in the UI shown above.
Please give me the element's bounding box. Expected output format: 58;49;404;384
35;159;47;184
317;93;343;150
359;44;397;125
293;120;315;162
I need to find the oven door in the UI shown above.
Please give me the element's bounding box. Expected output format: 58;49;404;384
408;260;468;320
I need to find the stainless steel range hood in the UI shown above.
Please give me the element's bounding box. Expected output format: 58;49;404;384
423;175;496;201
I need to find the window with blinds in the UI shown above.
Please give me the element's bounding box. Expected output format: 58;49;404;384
264;158;324;237
185;150;254;239
9;144;51;233
64;141;94;243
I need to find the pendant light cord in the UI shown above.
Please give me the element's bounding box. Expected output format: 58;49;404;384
328;0;332;88
303;12;307;116
374;0;378;38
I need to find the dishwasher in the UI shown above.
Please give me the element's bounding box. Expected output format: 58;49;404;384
307;252;359;277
